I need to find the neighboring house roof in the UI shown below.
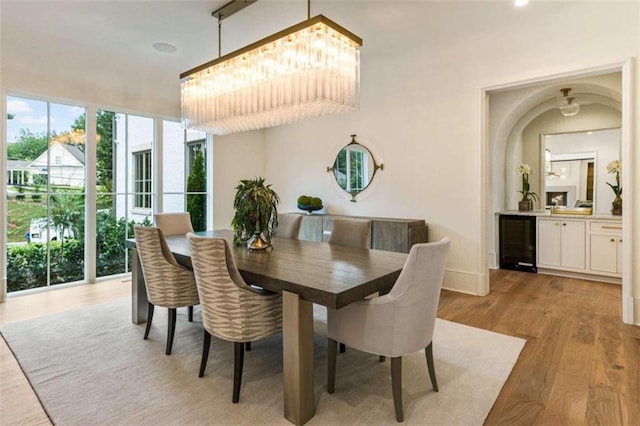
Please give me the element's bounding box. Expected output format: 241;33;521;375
30;142;85;168
62;144;85;164
6;160;32;169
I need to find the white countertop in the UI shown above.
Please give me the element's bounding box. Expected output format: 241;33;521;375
498;210;623;220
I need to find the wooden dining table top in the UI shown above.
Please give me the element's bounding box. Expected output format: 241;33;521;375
128;229;408;309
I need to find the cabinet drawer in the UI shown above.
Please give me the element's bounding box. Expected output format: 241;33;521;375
590;221;622;235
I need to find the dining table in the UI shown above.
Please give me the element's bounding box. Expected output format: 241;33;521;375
125;229;408;425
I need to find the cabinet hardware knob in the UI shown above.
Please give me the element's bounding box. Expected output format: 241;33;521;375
610;238;615;242
620;239;623;243
562;223;566;226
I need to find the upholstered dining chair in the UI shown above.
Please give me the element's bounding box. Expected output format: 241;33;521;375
134;226;200;355
328;217;372;352
276;213;302;239
326;238;450;422
154;212;197;320
154;212;194;236
187;233;282;403
328;217;372;248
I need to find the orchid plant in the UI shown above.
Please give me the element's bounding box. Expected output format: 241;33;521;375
606;160;622;198
516;163;539;202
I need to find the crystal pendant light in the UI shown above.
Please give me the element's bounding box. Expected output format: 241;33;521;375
180;1;362;135
556;88;580;117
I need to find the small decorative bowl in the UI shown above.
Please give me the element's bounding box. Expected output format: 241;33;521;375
297;204;323;214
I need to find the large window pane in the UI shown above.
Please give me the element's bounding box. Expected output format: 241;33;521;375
6;96;86;292
95;112;153;278
162;121;208;231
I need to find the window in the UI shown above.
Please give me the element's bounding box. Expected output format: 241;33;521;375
133;150;151;209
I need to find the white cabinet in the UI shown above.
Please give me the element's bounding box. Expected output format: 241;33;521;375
537;218;586;270
589;221;623;276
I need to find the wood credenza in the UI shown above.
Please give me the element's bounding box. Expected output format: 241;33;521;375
281;213;428;254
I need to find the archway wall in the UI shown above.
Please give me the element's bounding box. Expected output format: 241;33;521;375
488;74;621;268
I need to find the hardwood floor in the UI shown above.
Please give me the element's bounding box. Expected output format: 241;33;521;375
1;270;639;425
438;269;640;425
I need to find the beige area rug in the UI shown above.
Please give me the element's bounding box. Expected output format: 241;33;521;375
1;298;525;425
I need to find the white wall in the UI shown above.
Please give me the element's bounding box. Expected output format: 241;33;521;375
212;131;266;230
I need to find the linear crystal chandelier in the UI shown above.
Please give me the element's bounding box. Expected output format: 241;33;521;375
180;1;362;135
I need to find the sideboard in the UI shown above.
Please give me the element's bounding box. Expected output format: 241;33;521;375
280;213;428;254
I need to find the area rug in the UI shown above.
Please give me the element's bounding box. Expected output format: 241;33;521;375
1;299;525;425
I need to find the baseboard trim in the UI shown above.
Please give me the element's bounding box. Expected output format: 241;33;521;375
537;268;621;285
442;268;483;296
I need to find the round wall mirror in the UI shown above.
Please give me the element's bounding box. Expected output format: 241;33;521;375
326;134;383;202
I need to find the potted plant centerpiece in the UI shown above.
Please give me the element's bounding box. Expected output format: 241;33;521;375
517;163;538;212
232;177;280;249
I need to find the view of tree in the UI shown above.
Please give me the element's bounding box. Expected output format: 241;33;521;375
7;113;15;119
72;110;115;191
6;129;48;160
50;194;85;243
187;151;206;231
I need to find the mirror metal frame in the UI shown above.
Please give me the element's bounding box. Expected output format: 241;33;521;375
326;134;384;202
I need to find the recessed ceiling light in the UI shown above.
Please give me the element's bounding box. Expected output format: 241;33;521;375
514;0;530;7
152;42;177;53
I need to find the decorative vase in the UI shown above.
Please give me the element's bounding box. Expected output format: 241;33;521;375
297;203;323;215
611;197;622;216
247;231;270;250
518;199;533;212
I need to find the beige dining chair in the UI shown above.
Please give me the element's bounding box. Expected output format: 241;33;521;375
134;226;200;355
277;214;303;239
154;212;194;236
328;217;372;248
328;217;372;352
187;233;282;403
155;212;197;320
326;238;451;422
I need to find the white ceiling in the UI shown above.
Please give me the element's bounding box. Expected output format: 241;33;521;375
1;0;392;114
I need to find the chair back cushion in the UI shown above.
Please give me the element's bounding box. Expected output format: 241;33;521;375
154;212;194;236
187;233;282;342
133;226;199;308
328;218;371;248
276;214;302;239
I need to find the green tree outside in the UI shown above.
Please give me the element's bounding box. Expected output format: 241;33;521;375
187;151;207;231
6;129;48;160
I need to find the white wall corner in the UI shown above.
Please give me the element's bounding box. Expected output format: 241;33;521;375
622;294;640;325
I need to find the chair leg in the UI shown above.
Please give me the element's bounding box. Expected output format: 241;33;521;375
188;305;194;322
232;342;245;403
166;308;177;355
199;330;211;378
425;342;439;392
391;357;404;422
339;343;346;353
245;342;252;351
327;338;338;394
379;355;386;362
143;303;154;340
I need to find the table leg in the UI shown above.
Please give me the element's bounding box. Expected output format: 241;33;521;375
131;248;148;324
282;291;315;425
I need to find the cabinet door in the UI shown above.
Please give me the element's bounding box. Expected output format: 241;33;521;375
590;234;618;274
538;219;561;267
617;238;623;274
561;220;586;269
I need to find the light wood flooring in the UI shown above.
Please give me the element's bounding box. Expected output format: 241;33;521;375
1;270;639;425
